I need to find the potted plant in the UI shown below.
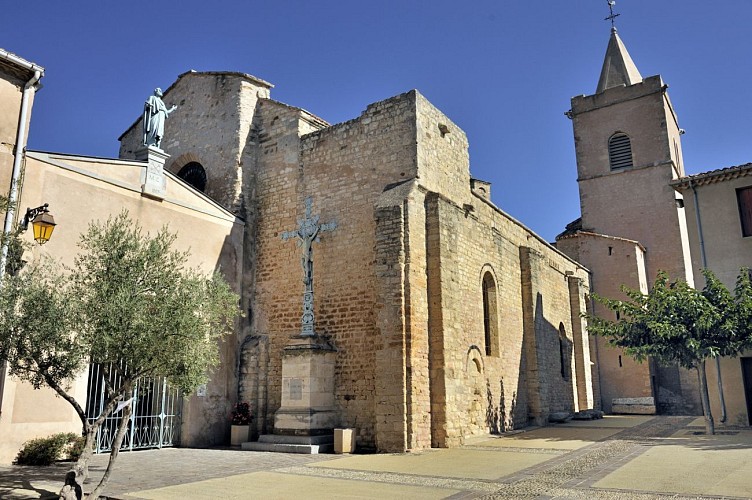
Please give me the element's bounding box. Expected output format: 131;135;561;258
230;402;252;446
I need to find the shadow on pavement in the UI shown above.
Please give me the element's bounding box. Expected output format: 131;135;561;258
0;464;68;499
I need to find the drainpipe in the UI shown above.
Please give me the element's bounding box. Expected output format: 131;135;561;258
689;180;726;423
0;63;43;283
0;57;43;416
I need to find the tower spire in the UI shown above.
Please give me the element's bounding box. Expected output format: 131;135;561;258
596;3;642;94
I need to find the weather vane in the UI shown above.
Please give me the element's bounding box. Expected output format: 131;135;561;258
605;0;620;30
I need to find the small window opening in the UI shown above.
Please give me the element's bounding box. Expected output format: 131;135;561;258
608;133;633;170
438;123;450;137
608;246;613;256
482;272;498;357
619;355;623;367
737;186;752;237
559;323;569;380
177;162;207;192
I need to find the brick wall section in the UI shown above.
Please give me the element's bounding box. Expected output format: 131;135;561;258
241;99;327;435
246;93;419;449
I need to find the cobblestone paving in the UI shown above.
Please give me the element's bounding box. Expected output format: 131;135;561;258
2;417;749;499
267;417;733;499
479;416;708;499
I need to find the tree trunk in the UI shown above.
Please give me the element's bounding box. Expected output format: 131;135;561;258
71;426;97;484
87;392;133;499
697;360;715;435
714;355;727;423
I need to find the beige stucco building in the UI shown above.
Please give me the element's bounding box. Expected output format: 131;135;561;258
672;166;752;425
0;50;244;463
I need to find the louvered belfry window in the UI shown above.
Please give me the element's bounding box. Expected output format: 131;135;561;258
608;133;633;170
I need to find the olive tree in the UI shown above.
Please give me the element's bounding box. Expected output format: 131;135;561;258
0;212;240;499
587;269;752;435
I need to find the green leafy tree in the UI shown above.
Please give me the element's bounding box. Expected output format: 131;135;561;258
587;269;752;435
0;212;240;499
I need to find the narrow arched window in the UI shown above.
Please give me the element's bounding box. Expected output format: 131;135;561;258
608;133;633;170
559;323;569;380
482;272;498;356
177;162;207;192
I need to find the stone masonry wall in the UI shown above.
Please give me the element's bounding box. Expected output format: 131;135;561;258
119;72;272;211
413;94;591;440
424;190;589;441
247;92;419;450
239;98;326;436
557;233;653;413
244;87;593;451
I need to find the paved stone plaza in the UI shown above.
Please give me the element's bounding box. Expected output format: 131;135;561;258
2;416;751;499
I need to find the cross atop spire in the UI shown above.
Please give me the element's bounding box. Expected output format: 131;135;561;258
605;0;620;31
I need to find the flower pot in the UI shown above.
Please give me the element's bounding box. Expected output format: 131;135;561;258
230;425;250;446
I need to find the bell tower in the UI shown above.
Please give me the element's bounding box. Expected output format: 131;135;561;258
559;24;701;415
569;27;693;284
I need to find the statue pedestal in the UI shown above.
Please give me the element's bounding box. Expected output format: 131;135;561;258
135;145;168;200
243;335;338;454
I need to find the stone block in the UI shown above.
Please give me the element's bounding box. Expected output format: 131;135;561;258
612;397;656;414
334;428;356;454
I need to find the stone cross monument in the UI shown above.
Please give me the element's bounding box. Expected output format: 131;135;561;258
281;196;337;337
243;196;339;453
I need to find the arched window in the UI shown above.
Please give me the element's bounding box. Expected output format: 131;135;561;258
482;272;498;357
559;323;570;380
177;162;207;192
608;133;633;170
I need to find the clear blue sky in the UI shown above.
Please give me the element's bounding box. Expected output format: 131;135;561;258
4;1;751;241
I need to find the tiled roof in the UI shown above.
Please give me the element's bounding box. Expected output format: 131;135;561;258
671;163;752;189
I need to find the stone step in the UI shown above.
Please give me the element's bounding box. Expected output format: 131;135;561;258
241;442;333;454
257;434;333;445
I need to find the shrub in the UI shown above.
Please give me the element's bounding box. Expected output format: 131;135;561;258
230;402;252;425
14;433;86;465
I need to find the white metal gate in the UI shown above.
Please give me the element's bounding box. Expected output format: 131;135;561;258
85;364;182;453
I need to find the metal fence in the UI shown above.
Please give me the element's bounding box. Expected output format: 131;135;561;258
85;363;182;453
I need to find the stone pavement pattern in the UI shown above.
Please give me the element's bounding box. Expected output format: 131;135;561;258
2;416;752;499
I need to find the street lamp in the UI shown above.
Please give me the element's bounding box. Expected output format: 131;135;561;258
22;204;56;245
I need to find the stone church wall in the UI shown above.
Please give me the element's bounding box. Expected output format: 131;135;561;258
245;92;420;449
239;89;594;451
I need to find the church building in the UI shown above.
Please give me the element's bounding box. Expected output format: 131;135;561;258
2;20;751;463
1;48;594;461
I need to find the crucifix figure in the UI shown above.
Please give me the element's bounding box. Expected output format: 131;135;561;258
281;197;337;337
